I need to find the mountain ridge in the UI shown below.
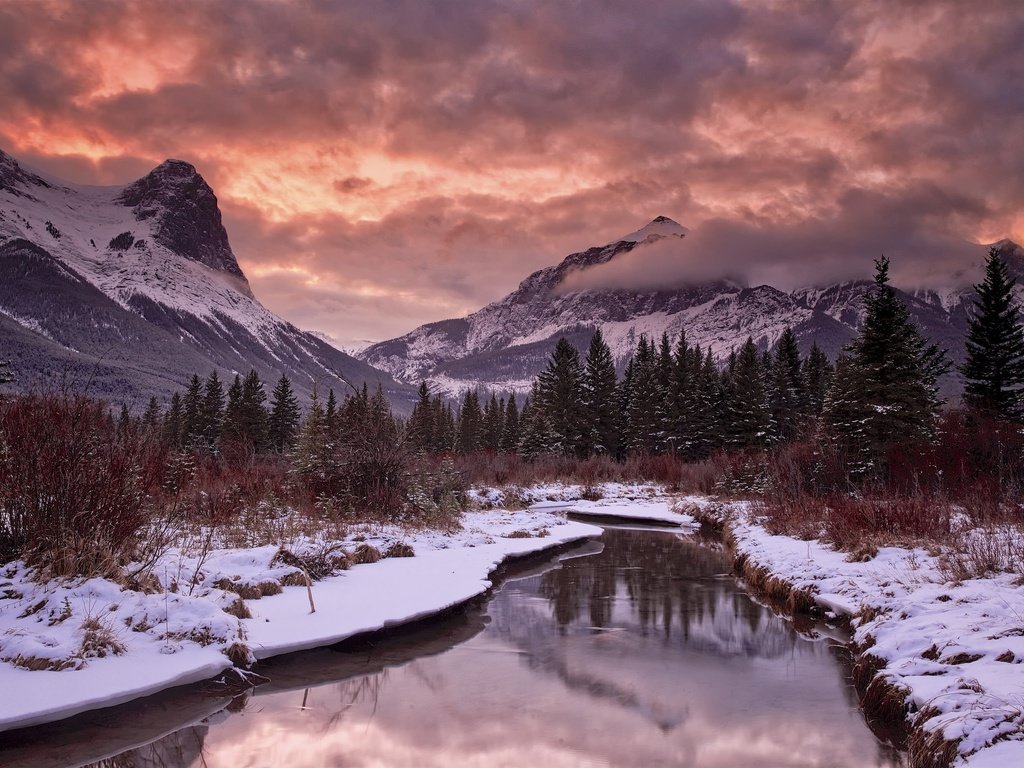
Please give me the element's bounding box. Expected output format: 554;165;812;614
360;218;1020;398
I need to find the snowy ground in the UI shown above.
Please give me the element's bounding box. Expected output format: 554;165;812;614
688;499;1024;767
0;509;601;733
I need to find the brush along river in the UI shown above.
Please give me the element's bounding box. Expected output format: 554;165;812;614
1;527;903;767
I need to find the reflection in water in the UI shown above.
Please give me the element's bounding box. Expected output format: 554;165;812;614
5;529;904;767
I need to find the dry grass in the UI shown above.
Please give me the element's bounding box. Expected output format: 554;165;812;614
384;542;415;558
351;544;382;565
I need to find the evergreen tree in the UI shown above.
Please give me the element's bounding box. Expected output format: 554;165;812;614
408;382;435;451
163;393;184;447
725;337;771;448
665;331;691;454
0;360;12;384
240;370;270;450
294;385;332;482
117;403;131;434
769;327;806;442
268;374;301;452
803;342;834;416
200;371;225;452
536;337;587;456
325;388;339;438
457;390;482;453
142;396;162;431
221;374;245;444
824;256;949;472
182;373;204;448
481;393;504;451
581;329;619;456
518;388;557;459
961;246;1024;420
499;395;521;453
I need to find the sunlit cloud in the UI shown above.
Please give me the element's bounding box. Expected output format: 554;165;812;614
0;0;1020;344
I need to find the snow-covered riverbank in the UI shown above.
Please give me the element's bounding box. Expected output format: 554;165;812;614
688;500;1024;768
0;509;601;733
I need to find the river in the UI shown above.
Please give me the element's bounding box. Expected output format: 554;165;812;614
1;526;904;767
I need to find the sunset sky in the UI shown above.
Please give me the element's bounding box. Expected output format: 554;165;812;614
2;0;1022;345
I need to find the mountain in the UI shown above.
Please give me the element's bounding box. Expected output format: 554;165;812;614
0;149;411;410
361;216;1021;398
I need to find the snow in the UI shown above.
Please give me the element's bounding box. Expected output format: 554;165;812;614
0;510;601;733
0;161;297;352
619;216;689;243
532;496;698;527
705;499;1024;767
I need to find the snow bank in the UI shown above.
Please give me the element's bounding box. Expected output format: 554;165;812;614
718;502;1024;767
0;511;600;733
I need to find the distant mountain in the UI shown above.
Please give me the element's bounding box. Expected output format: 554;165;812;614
0;149;412;410
361;216;1022;398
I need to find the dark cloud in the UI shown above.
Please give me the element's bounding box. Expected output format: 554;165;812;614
0;0;1020;343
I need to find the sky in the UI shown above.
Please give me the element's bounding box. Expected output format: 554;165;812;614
1;0;1022;346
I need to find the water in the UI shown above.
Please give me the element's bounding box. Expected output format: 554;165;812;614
1;528;903;767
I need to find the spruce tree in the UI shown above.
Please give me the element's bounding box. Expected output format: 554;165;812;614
240;370;270;450
769;327;806;442
457;390;482;453
961;246;1024;420
200;371;225;452
221;374;245;445
824;256;949;473
536;337;587;456
803;342;834;416
725;337;771;448
163;392;184;447
622;336;663;454
182;373;204;449
499;395;521;453
481;393;504;451
268;374;301;452
408;382;435;451
581;329;619;457
142;396;162;431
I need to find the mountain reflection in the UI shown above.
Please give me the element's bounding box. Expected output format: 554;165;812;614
10;528;902;768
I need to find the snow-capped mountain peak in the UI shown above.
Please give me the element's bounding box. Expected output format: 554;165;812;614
0;147;409;408
618;215;689;244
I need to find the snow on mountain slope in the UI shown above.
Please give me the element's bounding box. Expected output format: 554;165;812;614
0;149;411;409
362;218;1017;398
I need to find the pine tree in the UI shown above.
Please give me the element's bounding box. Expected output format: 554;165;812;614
200;371;225;452
457;390;482;453
240;370;270;450
581;329;619;456
961;246;1024;421
181;373;204;449
769;327;806;442
142;396;162;431
408;382;435;451
481;393;504;451
665;331;691;454
623;335;662;454
725;337;771;448
499;395;521;453
163;392;184;447
0;360;12;384
268;374;301;452
824;256;949;473
803;342;834;416
221;374;245;445
536;337;587;456
294;385;332;483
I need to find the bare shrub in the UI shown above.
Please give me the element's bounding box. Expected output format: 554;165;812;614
0;394;167;575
